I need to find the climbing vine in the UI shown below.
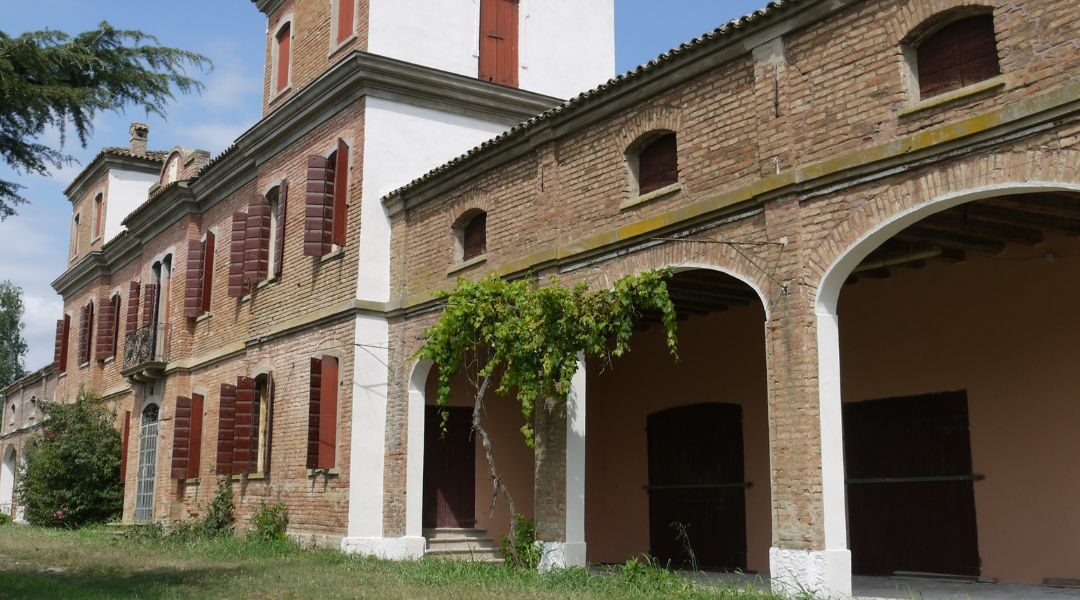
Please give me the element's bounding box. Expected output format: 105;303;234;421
416;270;679;564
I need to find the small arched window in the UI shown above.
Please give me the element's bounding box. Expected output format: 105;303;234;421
916;15;1000;99
631;132;679;196
93;193;104;240
462;212;487;261
274;22;292;93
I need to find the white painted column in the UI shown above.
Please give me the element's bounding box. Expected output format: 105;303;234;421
402;359;432;555
539;355;587;570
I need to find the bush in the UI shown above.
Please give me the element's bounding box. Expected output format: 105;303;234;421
17;390;122;528
201;476;235;538
251;501;288;542
500;513;541;569
0;512;12;526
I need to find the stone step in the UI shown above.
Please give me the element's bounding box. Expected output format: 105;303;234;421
423;527;489;540
425;547;504;563
426;538;501;553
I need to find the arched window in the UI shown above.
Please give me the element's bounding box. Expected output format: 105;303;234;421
630;132;679;196
161;153;181;186
455;211;487;262
274;22;292;93
266;187;281;278
71;213;80;258
916;15;1000;99
254;374;274;474
93;193;104;240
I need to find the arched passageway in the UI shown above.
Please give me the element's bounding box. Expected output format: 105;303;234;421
586;268;771;572
819;189;1080;585
0;446;16;520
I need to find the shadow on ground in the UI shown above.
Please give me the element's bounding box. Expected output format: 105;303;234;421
0;565;244;599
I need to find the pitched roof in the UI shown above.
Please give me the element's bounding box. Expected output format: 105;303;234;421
384;0;799;201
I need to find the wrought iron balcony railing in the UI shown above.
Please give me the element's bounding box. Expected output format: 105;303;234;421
123;323;171;371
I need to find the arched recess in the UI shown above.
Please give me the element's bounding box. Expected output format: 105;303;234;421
404;357;433;544
814;182;1080;586
0;445;16;519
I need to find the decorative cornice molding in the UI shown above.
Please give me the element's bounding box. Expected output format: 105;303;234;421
64;152;163;204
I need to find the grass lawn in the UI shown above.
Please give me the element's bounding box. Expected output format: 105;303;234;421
0;525;787;599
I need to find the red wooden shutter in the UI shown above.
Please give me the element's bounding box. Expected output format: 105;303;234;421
110;296;121;356
264;373;274;474
188;393;204;479
337;0;355;44
78;302;93;365
319;356;339;469
233;376;258;474
125;282;140;333
307;358;322;469
274;180;288;278
918;16;1000;98
141;284;159;327
184;238;204;318
479;0;519;87
121;410;131;485
95;295;116;360
638;134;678;194
245;196;271;285
171;396;193;479
276;23;291;92
228;212;247;297
52;318;66;372
463;213;487;260
77;305;87;365
304;156;335;257
216;383;237;475
201;233;215;312
332;140;349;247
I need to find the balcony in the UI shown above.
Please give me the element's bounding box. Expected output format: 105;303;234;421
122;323;171;382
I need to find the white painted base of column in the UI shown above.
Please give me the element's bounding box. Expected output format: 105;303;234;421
537;541;587;571
769;547;851;599
341;536;427;560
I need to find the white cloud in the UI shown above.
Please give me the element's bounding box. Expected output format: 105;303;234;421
21;293;64;370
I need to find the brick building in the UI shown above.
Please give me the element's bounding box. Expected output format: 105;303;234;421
30;0;1080;597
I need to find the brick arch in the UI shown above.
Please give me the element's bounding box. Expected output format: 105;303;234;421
617;105;682;152
885;0;996;46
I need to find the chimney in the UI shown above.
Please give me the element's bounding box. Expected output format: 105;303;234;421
129;122;150;156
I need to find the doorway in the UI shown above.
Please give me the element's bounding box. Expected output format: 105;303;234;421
423;406;476;529
135;403;159;523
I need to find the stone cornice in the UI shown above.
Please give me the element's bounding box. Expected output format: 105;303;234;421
121;182;200;241
51;252;110;298
251;0;283;16
64;152;163;203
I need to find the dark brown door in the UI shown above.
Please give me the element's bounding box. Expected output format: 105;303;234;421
647;403;747;570
843;391;981;576
423;406;476;529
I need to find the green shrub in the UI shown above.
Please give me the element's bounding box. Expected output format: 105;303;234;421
201;476;235;538
17;389;122;528
0;512;12;526
500;513;541;569
251;501;288;542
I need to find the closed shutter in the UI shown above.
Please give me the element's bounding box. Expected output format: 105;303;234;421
216;383;237;475
234;376;258;474
918;16;1000;98
276;23;291;92
638;134;678;194
332;140;349;247
479;0;519;87
274;180;288;278
95;295;116;360
244;196;271;285
78;302;93;365
141;284;159;327
188;393;204;479
228;212;247;297
183;238;204;318
201;233;215;312
125;282;140;333
304;156;335;257
337;0;355;44
171;396;193;479
52;317;67;372
121;410;131;485
307;358;322;469
463;213;487;260
264;373;274;474
319;356;338;469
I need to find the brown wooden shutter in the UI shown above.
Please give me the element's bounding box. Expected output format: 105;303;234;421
638;134;678;195
233;376;258;474
304;155;335;257
183;238;204;318
228;212;247;297
244;196;271;285
479;0;519;87
337;0;355;44
332;140;349;247
264;373;274;474
188;393;204;479
201;233;215;312
171;396;193;479
95;296;116;360
125;282;140;333
52;318;66;372
918;16;1000;98
276;23;291;92
121;410;131;485
141;284;159;327
463;213;487;260
319;356;339;469
307;357;322;469
274;180;288;278
216;383;237;475
78;302;93;365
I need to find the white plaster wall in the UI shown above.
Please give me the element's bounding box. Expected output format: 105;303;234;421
105;170;158;242
367;0;614;99
356;97;509;303
346;314;390;540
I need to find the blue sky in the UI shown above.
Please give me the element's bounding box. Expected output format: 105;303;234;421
0;0;764;369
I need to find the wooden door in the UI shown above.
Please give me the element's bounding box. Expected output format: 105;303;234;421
479;0;518;87
423;406;476;529
843;391;981;576
647;403;747;570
